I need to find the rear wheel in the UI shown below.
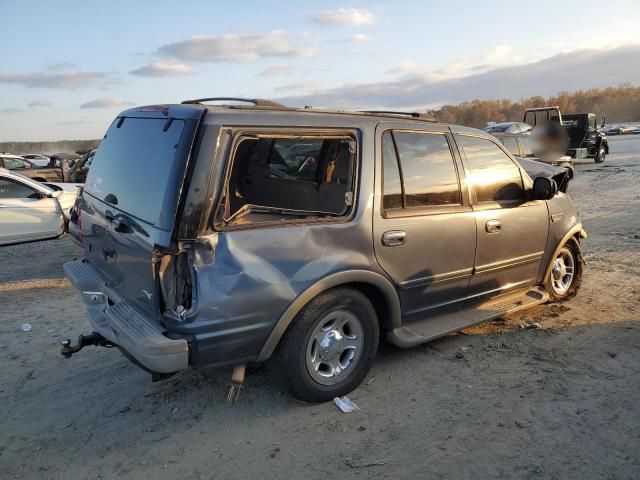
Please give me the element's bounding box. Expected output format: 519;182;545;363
545;239;583;302
275;287;379;403
594;146;606;163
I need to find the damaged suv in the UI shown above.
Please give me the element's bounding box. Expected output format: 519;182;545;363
62;98;586;402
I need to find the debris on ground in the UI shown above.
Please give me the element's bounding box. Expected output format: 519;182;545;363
21;323;32;332
520;322;542;330
455;351;465;359
334;396;360;413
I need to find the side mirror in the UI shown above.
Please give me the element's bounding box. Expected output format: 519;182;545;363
532;177;558;200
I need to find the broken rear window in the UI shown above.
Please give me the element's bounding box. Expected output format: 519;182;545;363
219;133;357;225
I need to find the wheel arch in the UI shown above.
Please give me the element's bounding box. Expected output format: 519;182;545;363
257;270;401;362
542;224;586;282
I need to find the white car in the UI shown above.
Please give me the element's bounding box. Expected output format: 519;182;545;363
0;167;81;246
21;154;51;167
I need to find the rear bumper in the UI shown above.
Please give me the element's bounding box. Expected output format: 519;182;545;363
63;260;189;373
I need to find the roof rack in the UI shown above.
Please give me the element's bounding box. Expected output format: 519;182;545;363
360;110;435;121
181;97;286;108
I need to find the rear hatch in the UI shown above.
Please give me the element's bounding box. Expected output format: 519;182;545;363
80;105;204;312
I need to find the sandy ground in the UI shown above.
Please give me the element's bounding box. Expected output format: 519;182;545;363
1;136;639;480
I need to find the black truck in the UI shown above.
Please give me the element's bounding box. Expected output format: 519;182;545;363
523;107;609;163
562;113;608;163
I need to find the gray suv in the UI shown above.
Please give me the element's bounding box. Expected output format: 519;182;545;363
62;98;586;402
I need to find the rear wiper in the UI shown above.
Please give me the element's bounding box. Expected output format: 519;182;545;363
224;204;341;224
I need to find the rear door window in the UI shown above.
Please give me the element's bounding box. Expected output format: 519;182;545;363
382;131;403;209
390;131;461;208
85;117;186;228
457;135;524;203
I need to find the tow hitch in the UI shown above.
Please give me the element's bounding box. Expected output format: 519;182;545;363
60;332;115;358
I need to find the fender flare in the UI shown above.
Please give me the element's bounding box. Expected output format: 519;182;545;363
542;223;587;281
256;269;401;362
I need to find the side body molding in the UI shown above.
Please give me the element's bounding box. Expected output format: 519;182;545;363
257;269;401;362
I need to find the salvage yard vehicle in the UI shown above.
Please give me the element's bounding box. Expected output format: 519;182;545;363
523;107;609;163
491;132;575;180
66;149;96;183
562;113;608;163
21;154;51;166
0;168;79;245
1;153;64;182
61;98;586;402
483;122;532;134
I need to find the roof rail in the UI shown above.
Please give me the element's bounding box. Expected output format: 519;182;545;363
181;97;286;108
360;110;435;120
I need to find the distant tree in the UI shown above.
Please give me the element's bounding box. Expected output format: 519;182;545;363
427;85;640;127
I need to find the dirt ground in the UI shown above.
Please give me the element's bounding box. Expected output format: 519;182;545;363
1;136;639;480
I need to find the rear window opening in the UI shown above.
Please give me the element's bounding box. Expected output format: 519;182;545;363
217;133;357;226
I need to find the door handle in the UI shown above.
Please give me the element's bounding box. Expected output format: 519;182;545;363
382;230;407;247
486;219;502;233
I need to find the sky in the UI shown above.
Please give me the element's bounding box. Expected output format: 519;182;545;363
1;0;640;141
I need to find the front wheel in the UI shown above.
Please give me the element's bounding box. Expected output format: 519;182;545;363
594;146;606;163
544;239;583;302
275;287;379;403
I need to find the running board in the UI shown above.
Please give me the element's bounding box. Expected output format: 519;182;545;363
387;287;549;348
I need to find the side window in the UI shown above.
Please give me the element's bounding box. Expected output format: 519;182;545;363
0;178;37;199
457;135;524;203
392;131;461;207
4;158;28;169
382;131;403;209
222;133;356;224
501;137;520;156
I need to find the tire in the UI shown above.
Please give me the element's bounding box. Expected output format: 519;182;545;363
544;238;583;302
594;146;606;163
274;287;379;403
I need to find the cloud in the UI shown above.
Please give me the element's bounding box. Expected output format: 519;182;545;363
159;31;314;63
0;71;111;89
80;97;133;109
351;34;370;42
275;45;640;110
28;100;53;107
58;119;94;125
130;61;194;77
274;82;318;94
308;8;375;26
46;62;76;72
259;64;298;77
1;108;22;114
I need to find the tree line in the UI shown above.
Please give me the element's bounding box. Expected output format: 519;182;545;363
428;84;640;128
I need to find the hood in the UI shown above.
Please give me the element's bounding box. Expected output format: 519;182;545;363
517;157;571;193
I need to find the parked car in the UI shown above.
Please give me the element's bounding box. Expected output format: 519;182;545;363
0;168;80;245
0;153;80;182
483;122;532;134
21;154;51;167
61;99;586;402
491;132;574;181
604;125;636;135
